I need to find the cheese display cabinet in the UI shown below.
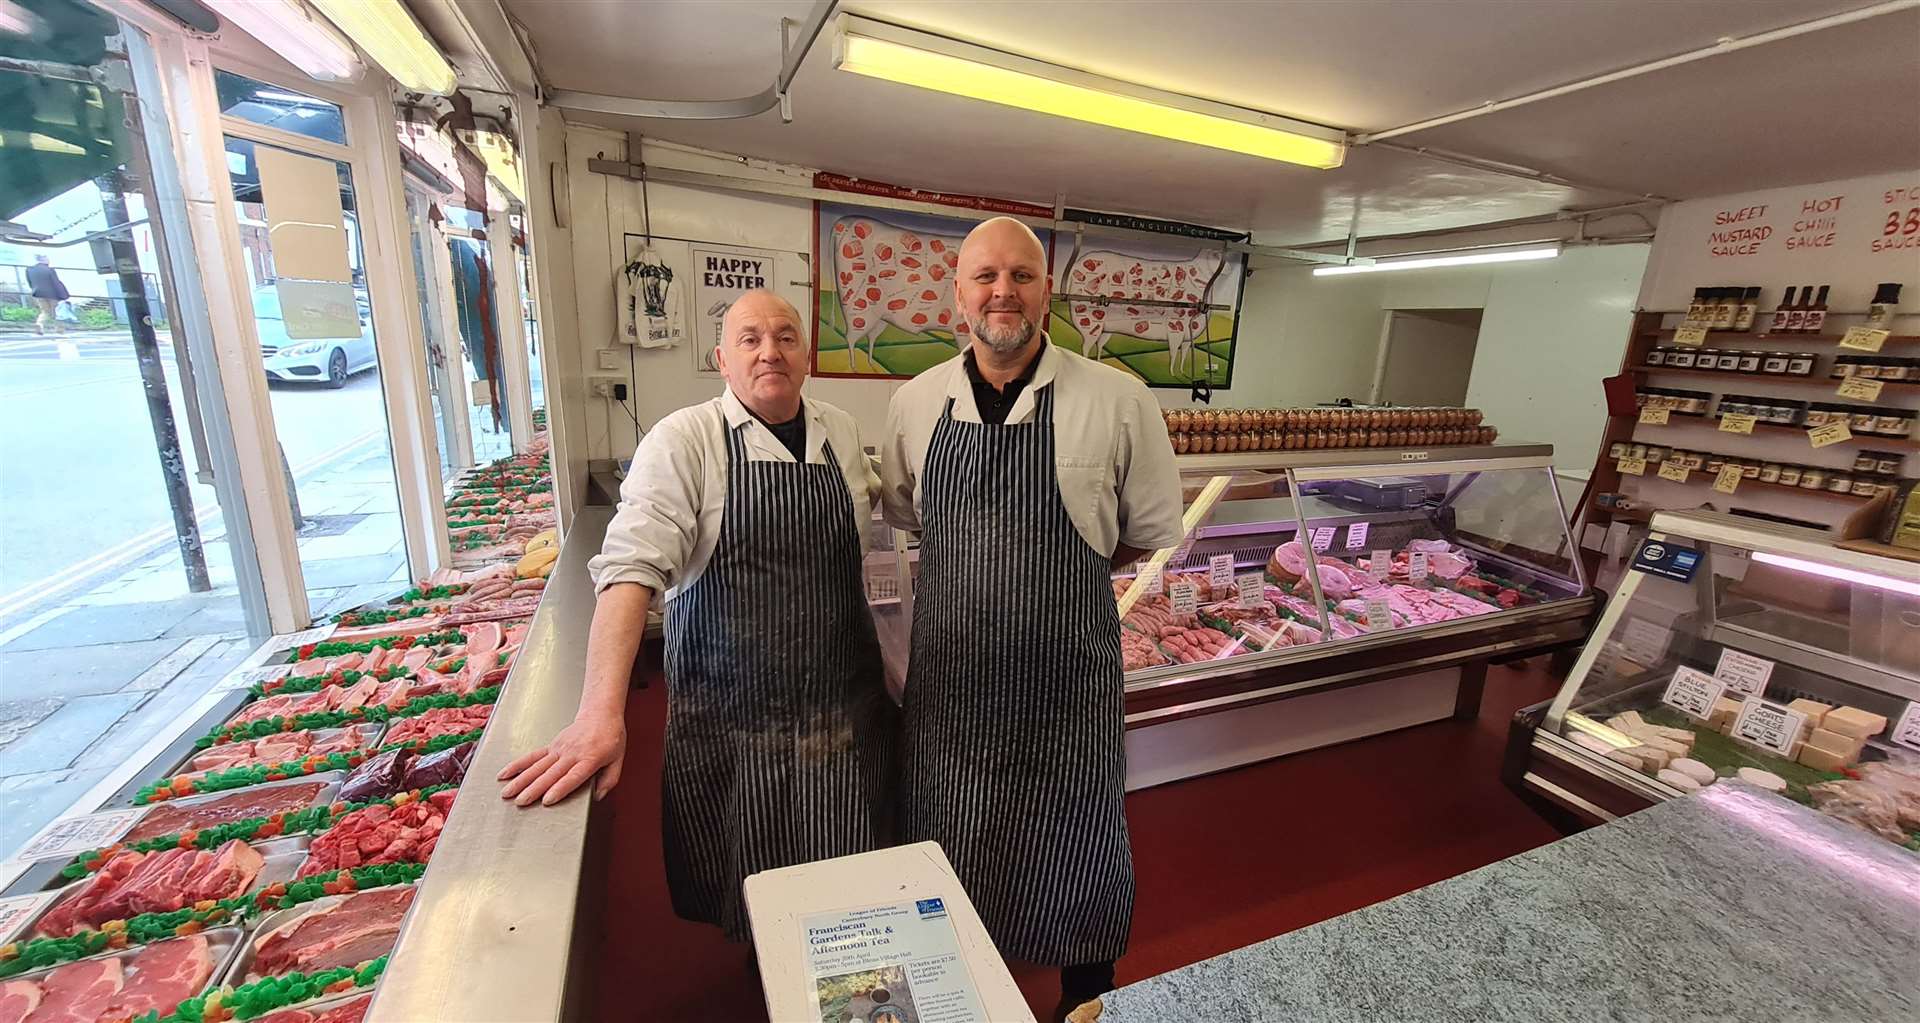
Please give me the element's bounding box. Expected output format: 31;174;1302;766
877;442;1597;789
1506;510;1920;850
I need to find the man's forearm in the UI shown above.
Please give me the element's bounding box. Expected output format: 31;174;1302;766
1111;543;1151;569
578;582;653;721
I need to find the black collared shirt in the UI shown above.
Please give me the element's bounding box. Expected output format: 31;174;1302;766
749;407;808;461
963;344;1045;426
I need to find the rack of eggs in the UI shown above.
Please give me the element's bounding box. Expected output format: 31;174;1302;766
1161;407;1495;454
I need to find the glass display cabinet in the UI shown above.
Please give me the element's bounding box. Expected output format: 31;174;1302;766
876;442;1597;789
1506;509;1920;849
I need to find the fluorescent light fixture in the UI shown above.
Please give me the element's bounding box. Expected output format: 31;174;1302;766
310;0;456;95
834;15;1344;170
1751;551;1920;598
206;0;362;83
1313;244;1561;277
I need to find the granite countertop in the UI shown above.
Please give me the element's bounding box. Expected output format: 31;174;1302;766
1097;783;1919;1022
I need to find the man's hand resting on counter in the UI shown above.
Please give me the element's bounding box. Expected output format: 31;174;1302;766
498;714;626;805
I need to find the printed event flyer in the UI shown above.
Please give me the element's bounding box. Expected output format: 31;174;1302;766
804;898;986;1023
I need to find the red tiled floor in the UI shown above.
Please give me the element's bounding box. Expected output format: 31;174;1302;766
592;658;1567;1022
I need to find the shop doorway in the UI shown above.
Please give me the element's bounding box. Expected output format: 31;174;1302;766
1371;309;1482;407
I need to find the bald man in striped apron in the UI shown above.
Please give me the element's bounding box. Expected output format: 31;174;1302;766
879;218;1184;1018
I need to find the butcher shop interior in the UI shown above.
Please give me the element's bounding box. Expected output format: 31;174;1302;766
0;1;1916;1021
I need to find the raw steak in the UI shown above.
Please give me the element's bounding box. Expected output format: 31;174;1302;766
20;957;121;1023
380;705;492;751
0;981;40;1023
107;935;214;1021
186;729;369;774
256;994;371;1023
36;841;263;936
126;782;328;843
253;886;417;978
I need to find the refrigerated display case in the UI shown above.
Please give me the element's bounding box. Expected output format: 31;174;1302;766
1506;509;1920;848
874;442;1597;789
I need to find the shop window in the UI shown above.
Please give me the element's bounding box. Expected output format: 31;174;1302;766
215;70;346;147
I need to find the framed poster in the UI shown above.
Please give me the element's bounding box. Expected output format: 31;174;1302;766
1050;212;1248;389
623;234;807;375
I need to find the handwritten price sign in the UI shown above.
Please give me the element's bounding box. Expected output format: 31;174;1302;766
1836;376;1884;401
1718;414;1756;435
1658;461;1691;483
1639;407;1671;425
1712;465;1742;494
1838;326;1890;352
1616;457;1648;476
1673;326;1709;346
1807;422;1853;449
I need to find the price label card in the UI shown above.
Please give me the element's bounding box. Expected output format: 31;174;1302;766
1673;325;1709;346
1619;617;1673;667
1838;326;1891;352
1712;648;1775;698
1345;521;1369;550
1141;564;1163;596
1836;376;1884;401
1639;407;1671;425
1172;535;1197;568
1235;572;1266;609
12;808;148;863
1657;460;1691;483
215;663;293;692
0;890;60;944
269;623;337;654
1807;421;1852;448
1169;582;1198;614
1661;666;1726;721
1718;414;1756;435
1364;597;1393;633
1310;527;1335;552
1369;550;1390;581
1408;551;1430;583
1892;702;1920;754
1616;457;1648;476
1712;464;1742;494
1731;698;1807;757
1208;554;1236;589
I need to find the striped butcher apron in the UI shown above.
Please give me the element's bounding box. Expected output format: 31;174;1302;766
903;385;1132;965
661;423;896;942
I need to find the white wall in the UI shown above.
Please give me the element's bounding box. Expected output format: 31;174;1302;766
1378;313;1479;406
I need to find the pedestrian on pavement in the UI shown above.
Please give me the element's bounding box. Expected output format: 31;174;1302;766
26;255;70;336
879;217;1184;1021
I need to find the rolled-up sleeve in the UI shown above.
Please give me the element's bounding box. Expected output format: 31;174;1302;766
588;417;704;596
1114;385;1184;551
878;393;922;532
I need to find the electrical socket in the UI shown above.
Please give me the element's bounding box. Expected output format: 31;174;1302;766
590;377;621;398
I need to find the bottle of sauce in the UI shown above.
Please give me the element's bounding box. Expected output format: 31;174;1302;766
1684;288;1709;328
1866;283;1903;330
1802;285;1831;334
1773;286;1800;334
1712;288;1739;330
1733;286;1760;331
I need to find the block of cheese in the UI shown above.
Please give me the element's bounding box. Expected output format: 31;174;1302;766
1568;731;1615;756
1797;743;1852;772
1605;711;1648;734
1669;758;1717;785
1707;697;1742;732
1657;768;1703;792
1604;748;1648;773
1644;724;1697;746
1785;699;1833;734
1636;734;1690;758
1736;767;1788;793
1821;706;1888;740
1805;727;1866;760
1622;744;1671;772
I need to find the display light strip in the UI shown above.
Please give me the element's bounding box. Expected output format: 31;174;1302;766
1750;551;1920;598
204;0;362;83
310;0;457;95
834;16;1345;170
1312;245;1561;277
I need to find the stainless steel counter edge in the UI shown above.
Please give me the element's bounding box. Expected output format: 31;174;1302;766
367;506;612;1023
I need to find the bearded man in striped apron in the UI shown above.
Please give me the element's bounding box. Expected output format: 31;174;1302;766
879;218;1184;1018
501;290;896;946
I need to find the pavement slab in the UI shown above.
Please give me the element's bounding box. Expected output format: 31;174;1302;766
302;553;408;590
0;637;179;700
0;697;63;748
4;600;204;651
0;690;147;774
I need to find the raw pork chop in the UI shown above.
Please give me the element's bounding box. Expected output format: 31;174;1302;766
0;981;41;1023
256;994;372;1023
22;957;122;1023
253;886;417;978
107;935;214;1020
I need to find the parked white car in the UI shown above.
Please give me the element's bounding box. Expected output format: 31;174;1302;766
256;285;377;388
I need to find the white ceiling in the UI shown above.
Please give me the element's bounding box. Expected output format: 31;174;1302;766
496;0;1920;245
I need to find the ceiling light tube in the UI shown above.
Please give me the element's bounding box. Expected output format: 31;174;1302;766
1313;244;1561;277
1751;551;1920;598
204;0;362;83
310;0;456;95
834;15;1345;170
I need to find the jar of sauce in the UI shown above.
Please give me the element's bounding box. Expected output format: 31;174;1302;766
1778;465;1802;487
1668;348;1697;369
1789;353;1816;376
1874;452;1902;474
1760;462;1782;483
1800;468;1826;489
1737;351;1763;373
1828;473;1854;494
1645;347;1667;366
1876;413;1912;437
1852;477;1882;497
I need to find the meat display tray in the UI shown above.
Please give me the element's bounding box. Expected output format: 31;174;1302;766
1;925;246;1003
21;837;311;943
223;883;420;987
114;772;347;844
160;724;388;782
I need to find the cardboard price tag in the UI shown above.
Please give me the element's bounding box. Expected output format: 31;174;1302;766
1618;617;1673;668
1657;460;1691;483
1364;597;1393;633
1807;421;1852;448
1673;325;1709;346
1141;564;1163;596
1345;521;1369;550
1638;407;1671;425
1661;666;1726;720
1711;464;1742;494
1235;572;1266;609
1836;376;1884;402
1838;326;1890;352
1718;414;1757;435
1309;527;1335;553
1368;550;1390;582
1169;582;1198;614
1616;457;1648;476
1892;702;1920;754
1408;551;1430;583
1208;554;1236;589
1712;648;1775;699
0;890;61;945
270;623;337;654
12;808;148;864
216;663;293;692
1731;699;1806;758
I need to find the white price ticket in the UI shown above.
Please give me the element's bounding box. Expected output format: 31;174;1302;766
1408;550;1430;583
1618;617;1673;668
1235;572;1266;609
1169;582;1198;614
1345;522;1369;550
216;663;293;692
12;807;148;863
1712;649;1775;699
1369;550;1390;582
1660;666;1726;720
1310;527;1335;552
1893;702;1920;754
1730;699;1807;758
270;623;337;653
1208;554;1236;589
1140;564;1163;596
1364;597;1393;633
0;890;60;944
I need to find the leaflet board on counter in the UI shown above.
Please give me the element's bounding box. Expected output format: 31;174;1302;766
0;890;60;944
10;807;146;864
